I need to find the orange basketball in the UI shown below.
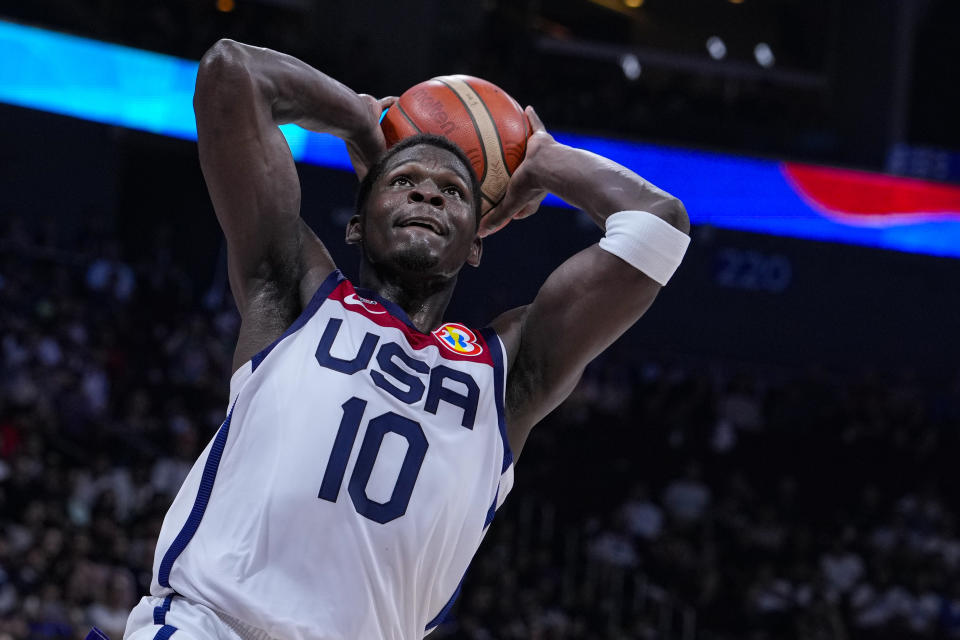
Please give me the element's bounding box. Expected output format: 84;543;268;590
381;75;530;214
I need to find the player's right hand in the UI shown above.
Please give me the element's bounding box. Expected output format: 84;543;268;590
346;95;397;180
479;106;553;237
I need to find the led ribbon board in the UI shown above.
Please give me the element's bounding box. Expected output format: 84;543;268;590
2;20;960;257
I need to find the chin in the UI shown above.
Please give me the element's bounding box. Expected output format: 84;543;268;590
389;247;441;273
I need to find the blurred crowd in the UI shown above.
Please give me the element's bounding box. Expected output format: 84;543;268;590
0;215;235;640
3;213;960;640
436;351;960;639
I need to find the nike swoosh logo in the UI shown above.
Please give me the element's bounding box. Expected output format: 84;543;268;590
343;292;386;314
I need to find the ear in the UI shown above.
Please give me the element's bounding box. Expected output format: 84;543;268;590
466;235;482;267
345;215;362;245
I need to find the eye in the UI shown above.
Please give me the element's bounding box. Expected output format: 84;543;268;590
443;185;463;199
390;175;413;187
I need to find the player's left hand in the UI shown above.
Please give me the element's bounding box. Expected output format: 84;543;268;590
479;106;555;238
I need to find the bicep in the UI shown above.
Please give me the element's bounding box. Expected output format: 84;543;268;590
506;245;660;435
195;44;333;311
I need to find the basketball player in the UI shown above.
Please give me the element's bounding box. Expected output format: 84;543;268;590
122;40;689;640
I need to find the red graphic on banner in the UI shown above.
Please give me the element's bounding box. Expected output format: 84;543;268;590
781;163;960;226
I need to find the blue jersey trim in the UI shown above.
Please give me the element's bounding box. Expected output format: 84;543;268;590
157;402;236;588
251;269;345;372
153;625;177;640
483;484;499;529
152;594;174;625
85;628;111;640
479;327;513;473
354;285;425;335
423;330;509;632
424;574;465;631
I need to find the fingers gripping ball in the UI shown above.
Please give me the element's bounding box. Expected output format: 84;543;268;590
381;75;530;214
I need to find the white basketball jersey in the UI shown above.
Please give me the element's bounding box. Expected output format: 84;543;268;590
146;270;514;640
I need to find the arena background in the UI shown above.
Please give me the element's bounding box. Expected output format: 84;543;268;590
2;1;960;639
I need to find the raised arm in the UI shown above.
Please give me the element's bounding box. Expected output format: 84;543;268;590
193;39;385;370
487;108;690;457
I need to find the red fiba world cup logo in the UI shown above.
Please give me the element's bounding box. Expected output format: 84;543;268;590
433;323;483;356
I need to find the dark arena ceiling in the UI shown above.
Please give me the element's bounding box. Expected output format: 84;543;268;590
3;0;958;172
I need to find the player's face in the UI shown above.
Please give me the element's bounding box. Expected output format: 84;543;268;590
348;145;481;278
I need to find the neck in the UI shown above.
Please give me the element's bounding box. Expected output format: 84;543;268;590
357;261;458;333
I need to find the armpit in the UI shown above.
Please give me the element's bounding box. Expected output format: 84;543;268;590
488;305;527;368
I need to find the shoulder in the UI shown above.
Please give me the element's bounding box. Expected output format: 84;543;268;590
230;238;338;374
295;219;338;309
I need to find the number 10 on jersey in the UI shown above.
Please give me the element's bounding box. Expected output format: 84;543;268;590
318;397;429;524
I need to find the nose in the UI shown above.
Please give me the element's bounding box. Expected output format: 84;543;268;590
408;182;444;208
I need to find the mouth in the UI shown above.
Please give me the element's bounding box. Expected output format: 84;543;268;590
396;215;446;236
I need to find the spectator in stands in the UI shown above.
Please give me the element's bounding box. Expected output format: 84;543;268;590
620;483;664;542
662;462;711;525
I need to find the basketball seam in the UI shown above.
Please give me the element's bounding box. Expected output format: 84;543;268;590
472;94;513;209
437;77;512;205
469;87;514;178
395;103;423;134
435;77;489;185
